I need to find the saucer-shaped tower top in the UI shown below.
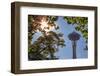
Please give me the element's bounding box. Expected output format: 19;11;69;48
68;31;80;41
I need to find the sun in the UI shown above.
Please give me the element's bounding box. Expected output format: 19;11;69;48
40;17;54;32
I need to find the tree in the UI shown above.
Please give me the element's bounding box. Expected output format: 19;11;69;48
28;15;65;60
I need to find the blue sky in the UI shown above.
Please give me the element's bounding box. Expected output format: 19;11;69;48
32;16;88;59
55;17;88;59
